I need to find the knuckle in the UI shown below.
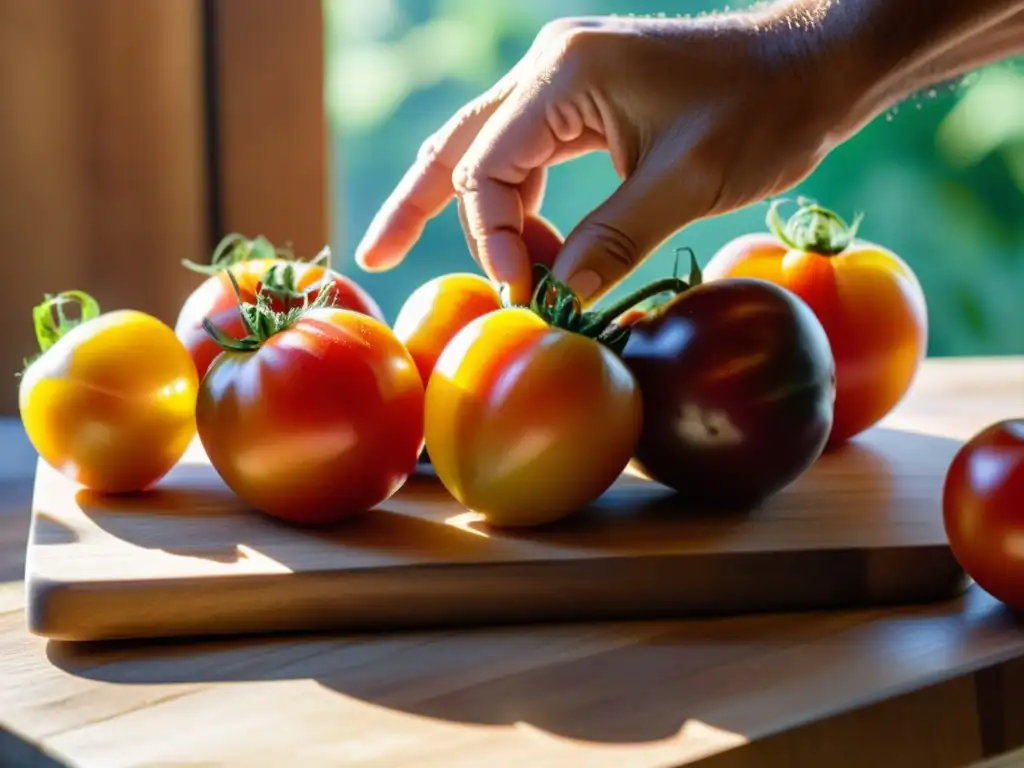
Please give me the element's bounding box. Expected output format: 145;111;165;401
416;133;445;167
537;18;581;45
451;161;481;197
535;18;606;64
415;100;486;168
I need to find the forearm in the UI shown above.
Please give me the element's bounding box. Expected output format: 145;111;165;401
756;0;1024;140
881;9;1024;105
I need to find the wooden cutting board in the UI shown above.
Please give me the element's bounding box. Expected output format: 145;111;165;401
25;398;972;642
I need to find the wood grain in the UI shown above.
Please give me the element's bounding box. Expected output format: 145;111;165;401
2;358;1024;767
25;399;984;643
0;0;210;415
210;0;328;257
4;584;1024;767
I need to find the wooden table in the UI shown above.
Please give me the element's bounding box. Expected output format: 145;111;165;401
2;357;1023;768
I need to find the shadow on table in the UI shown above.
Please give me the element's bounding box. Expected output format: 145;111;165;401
43;587;1024;748
0;724;70;768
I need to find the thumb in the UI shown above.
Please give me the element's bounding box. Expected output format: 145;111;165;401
551;163;699;304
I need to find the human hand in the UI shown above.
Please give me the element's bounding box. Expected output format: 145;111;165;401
354;4;992;305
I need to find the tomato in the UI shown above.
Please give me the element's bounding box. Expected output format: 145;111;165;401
19;291;198;494
703;200;927;447
196;283;424;526
621;271;836;510
393;273;502;385
176;234;385;380
943;419;1024;610
423;267;692;527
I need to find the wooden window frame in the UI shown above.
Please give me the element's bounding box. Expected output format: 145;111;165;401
206;0;328;259
0;0;326;414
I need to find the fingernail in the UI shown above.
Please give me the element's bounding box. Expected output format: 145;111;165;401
567;270;602;302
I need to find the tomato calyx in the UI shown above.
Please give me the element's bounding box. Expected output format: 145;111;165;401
181;233;294;277
183;234;340;307
32;290;101;352
767;197;864;256
22;290;102;370
520;258;697;355
201;270;336;353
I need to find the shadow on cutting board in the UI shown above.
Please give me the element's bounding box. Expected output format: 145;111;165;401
41;426;997;749
63;444;772;569
70;467;502;566
34;425;987;750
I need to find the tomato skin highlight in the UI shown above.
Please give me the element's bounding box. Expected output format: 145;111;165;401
393;273;502;385
176;259;385;381
425;307;642;528
943;419;1024;610
621;278;836;510
704;206;927;448
20;309;199;494
196;309;424;526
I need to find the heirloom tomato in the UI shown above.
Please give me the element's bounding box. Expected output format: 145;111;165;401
621;261;836;510
196;278;424;526
19;291;198;494
703;200;927;447
176;234;385;380
943;419;1024;610
424;267;687;528
395;214;564;385
393;273;502;385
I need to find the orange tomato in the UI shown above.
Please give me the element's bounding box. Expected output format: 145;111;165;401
392;273;502;385
703;200;927;447
426;308;641;527
20;291;198;494
423;267;686;527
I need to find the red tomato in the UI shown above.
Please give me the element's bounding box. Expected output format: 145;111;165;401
393;273;502;385
196;286;424;525
424;267;688;527
943;419;1024;610
703;200;927;448
176;234;385;380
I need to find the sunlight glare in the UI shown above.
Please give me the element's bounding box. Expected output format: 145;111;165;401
444;511;490;538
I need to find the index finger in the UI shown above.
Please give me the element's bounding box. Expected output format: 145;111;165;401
355;85;513;272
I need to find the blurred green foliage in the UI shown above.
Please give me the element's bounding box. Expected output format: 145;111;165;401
325;0;1024;356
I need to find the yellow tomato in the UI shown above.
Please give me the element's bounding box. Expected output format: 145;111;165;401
425;306;642;528
392;272;502;385
19;291;198;494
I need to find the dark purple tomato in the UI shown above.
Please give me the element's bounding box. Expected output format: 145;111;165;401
621;278;836;510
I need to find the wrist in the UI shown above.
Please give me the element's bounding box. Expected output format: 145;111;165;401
751;0;1024;142
721;3;876;148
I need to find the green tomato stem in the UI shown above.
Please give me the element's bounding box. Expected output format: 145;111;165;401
181;233;293;276
31;291;101;354
523;255;702;356
767;198;864;256
201;269;337;353
589;274;694;329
